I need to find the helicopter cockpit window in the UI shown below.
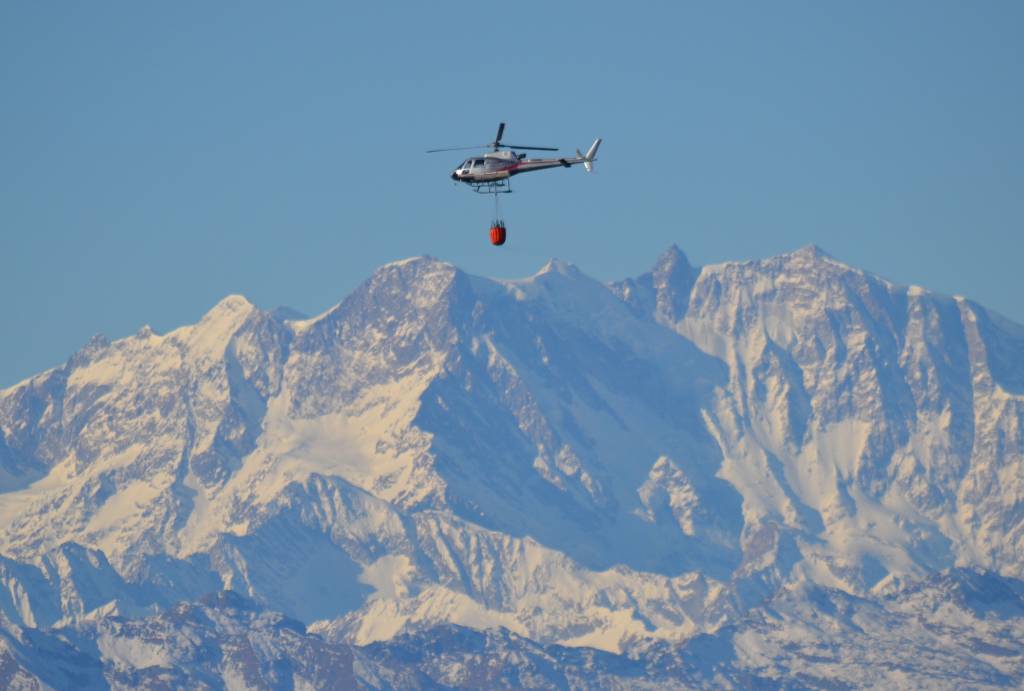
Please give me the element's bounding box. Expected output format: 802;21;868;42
472;159;484;169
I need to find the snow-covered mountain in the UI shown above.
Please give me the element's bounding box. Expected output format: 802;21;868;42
2;245;1023;688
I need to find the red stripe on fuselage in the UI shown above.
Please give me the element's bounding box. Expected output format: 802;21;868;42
459;159;571;182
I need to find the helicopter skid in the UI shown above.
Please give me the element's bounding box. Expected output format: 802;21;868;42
469;179;512;194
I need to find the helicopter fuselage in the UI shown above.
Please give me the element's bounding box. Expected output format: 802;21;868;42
450;150;592;184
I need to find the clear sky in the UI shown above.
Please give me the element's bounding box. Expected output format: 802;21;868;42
2;1;1022;387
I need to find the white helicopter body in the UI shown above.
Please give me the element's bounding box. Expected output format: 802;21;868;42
429;123;601;193
427;123;601;244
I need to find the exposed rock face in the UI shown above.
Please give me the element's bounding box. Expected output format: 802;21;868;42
2;246;1023;687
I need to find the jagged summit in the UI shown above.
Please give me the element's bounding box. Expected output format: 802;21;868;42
654;243;693;271
610;244;700;322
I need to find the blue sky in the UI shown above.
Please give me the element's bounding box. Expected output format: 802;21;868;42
2;1;1022;387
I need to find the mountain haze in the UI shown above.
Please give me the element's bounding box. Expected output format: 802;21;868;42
2;245;1023;688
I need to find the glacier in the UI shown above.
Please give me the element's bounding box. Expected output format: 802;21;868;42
1;244;1023;688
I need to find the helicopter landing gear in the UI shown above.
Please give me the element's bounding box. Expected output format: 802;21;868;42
489;190;506;246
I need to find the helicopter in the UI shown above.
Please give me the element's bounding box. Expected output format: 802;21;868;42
427;123;601;245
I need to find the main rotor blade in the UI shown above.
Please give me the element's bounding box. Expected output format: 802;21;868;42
425;144;488;153
500;144;559;151
494;122;505;145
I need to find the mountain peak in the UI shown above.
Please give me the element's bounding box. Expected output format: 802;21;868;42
376;255;454;274
363;255;462;299
654;253;699;323
67;333;112;369
168;294;258;359
536;258;579;277
783;243;845;268
654;244;693;273
795;243;828;257
203;294;255;320
190;294;256;336
359;256;462;301
609;245;700;324
737;244;864;285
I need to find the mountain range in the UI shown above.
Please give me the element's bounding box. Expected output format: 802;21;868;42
1;244;1023;688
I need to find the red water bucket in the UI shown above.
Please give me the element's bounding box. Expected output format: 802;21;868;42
490;224;506;246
